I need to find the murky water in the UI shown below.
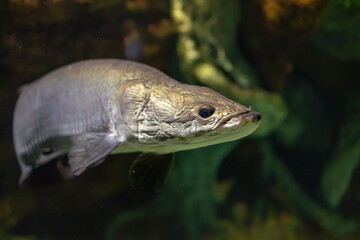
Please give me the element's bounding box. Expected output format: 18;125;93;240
1;0;359;239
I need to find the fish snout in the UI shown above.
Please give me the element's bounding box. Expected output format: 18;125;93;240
251;111;261;123
235;110;261;124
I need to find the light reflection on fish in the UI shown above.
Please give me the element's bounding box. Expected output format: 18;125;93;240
13;59;261;194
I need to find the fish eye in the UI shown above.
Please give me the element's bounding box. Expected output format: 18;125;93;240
198;105;215;118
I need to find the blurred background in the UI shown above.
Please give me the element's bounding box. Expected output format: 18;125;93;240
1;0;360;239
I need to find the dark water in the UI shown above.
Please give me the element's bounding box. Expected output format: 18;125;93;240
1;0;360;239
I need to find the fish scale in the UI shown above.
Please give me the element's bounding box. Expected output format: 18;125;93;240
13;59;261;194
14;62;118;177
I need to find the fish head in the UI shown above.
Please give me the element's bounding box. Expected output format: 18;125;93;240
156;84;261;149
116;80;261;152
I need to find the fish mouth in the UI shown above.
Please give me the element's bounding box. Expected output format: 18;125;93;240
214;110;261;130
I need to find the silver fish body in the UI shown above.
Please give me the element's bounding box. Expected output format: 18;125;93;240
13;59;261;192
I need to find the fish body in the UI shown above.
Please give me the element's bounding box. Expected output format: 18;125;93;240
13;59;261;193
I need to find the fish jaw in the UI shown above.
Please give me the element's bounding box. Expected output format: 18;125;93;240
209;110;261;143
215;110;261;130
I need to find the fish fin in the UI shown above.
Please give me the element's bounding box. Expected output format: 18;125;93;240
36;150;63;166
18;164;32;185
55;160;75;180
129;153;174;195
68;132;121;175
18;150;63;185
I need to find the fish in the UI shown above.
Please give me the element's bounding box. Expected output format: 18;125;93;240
13;59;261;194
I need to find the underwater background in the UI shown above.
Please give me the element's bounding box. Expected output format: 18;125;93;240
1;0;360;239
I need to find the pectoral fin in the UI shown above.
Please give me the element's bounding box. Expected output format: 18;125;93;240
68;132;121;175
129;153;174;195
